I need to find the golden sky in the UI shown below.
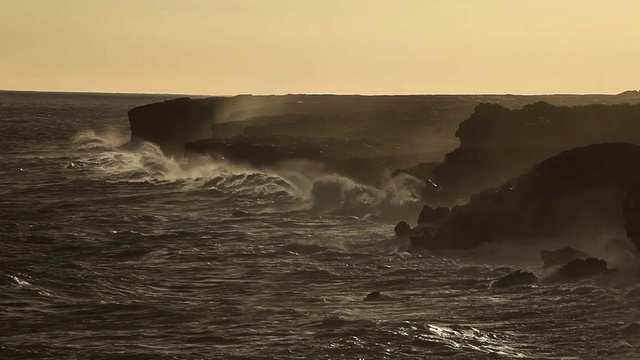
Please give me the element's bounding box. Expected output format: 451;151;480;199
1;0;638;95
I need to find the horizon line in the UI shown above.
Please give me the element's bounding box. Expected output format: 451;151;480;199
0;88;637;98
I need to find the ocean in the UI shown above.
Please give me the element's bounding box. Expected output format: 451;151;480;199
1;91;639;359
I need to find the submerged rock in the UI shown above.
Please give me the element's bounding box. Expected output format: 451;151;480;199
623;323;640;335
540;247;590;268
492;270;538;288
557;258;614;279
364;291;382;301
394;221;412;237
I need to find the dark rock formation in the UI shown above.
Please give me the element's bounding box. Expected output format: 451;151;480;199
129;94;475;157
557;258;613;278
364;291;382;301
421;143;640;250
540;247;590;268
184;137;327;167
417;206;450;225
128;97;219;155
128;93;640;165
409;230;436;249
430;102;640;204
492;270;537;288
394;221;412;237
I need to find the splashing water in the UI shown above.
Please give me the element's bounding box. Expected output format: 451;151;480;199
69;129;425;221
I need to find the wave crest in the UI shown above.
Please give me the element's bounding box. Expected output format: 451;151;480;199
309;173;424;222
70;129;425;219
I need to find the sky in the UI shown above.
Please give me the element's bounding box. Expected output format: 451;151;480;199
0;0;639;95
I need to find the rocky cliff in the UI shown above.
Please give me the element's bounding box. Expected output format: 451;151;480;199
430;102;640;204
128;97;219;155
413;143;640;251
128;93;640;159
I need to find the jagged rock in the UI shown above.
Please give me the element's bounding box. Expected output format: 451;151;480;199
540;247;590;268
394;221;412;237
557;258;613;278
364;291;382;301
423;143;640;251
417;206;450;225
431;102;640;204
492;270;538;288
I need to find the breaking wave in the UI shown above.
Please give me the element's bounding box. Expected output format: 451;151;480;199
70;129;424;221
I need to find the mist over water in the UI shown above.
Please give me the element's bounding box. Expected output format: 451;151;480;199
1;92;639;359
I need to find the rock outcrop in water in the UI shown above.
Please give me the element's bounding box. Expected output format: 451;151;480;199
364;291;382;301
129;97;219;155
430;102;640;204
394;221;412;237
556;258;614;278
540;247;590;268
410;143;640;251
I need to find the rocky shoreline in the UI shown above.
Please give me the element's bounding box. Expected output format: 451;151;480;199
127;92;640;266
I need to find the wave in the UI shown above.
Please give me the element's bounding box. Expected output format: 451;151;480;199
308;173;424;222
72;129;129;151
282;241;350;255
70;130;299;197
69;129;426;222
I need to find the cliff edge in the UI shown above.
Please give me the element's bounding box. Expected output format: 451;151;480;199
430;102;640;204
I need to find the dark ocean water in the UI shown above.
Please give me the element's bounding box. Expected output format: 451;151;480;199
1;91;639;359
